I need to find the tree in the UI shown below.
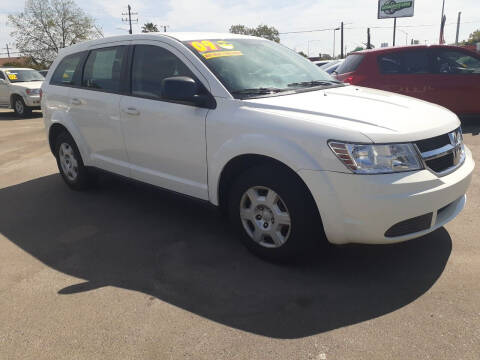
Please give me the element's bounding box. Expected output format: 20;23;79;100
353;46;364;52
463;29;480;45
298;51;308;58
142;22;159;33
8;0;103;65
229;24;280;43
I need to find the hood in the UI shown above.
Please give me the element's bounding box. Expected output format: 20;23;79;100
244;85;460;143
11;81;43;90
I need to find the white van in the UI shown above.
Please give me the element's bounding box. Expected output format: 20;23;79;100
41;33;474;260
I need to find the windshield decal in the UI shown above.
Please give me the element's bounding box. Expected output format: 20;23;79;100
189;40;243;59
5;72;18;80
202;50;243;59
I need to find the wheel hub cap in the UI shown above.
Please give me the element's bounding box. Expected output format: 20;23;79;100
240;186;292;248
59;143;79;181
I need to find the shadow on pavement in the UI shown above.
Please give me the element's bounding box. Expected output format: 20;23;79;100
0;174;452;339
0;110;42;121
461;118;480;136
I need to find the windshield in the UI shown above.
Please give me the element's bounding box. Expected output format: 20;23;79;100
4;69;44;83
184;39;341;98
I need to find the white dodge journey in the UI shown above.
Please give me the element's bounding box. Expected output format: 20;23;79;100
41;33;474;260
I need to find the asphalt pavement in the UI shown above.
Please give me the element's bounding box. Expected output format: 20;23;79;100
0;109;479;360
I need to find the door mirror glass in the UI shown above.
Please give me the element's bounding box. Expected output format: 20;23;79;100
161;76;199;102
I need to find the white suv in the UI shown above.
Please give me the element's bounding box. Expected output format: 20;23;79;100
41;33;474;260
0;67;43;116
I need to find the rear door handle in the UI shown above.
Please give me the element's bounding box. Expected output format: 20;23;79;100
123;107;140;116
70;98;82;105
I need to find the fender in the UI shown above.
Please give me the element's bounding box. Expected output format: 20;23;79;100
47;108;91;165
208;133;322;205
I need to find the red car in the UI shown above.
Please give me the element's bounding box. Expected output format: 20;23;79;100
334;45;480;118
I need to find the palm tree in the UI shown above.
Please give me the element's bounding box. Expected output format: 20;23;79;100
141;22;159;33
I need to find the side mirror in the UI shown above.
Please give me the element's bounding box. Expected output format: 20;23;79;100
161;76;215;108
161;76;199;102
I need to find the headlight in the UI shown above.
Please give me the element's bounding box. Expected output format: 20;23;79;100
26;89;41;95
329;141;422;174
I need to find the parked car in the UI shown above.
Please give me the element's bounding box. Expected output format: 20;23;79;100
0;67;43;116
42;33;474;260
313;59;335;67
320;59;343;74
334;45;480;118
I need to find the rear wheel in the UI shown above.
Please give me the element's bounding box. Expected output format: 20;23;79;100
228;165;325;261
13;96;32;117
54;132;94;190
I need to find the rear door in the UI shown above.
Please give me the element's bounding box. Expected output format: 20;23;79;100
68;42;131;176
375;49;434;102
429;48;480;115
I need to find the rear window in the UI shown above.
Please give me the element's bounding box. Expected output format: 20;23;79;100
51;52;84;86
336;54;364;74
378;50;430;74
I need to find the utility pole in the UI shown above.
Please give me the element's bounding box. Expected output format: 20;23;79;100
161;25;169;32
455;11;461;45
4;44;10;58
393;18;397;46
440;0;445;44
367;28;371;49
122;5;138;34
340;22;344;59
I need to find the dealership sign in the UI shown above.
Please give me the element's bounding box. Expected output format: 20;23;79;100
378;0;415;19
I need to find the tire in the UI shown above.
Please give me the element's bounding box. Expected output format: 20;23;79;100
12;96;32;117
54;132;94;190
228;164;325;261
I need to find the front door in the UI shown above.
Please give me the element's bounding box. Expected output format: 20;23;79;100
0;71;10;105
120;42;210;200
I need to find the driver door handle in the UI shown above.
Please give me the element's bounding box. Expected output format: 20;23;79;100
123;107;140;116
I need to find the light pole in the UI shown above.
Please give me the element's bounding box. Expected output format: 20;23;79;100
333;27;340;58
307;39;322;57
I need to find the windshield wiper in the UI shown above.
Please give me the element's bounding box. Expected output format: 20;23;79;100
231;87;287;96
287;80;343;88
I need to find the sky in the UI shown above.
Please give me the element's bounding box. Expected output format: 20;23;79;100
0;0;479;58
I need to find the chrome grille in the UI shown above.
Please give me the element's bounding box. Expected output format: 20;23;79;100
415;128;465;176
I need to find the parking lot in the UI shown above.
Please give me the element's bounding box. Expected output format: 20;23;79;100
0;108;479;359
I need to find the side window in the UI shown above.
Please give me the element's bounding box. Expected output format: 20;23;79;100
378;53;402;74
131;45;196;99
51;53;83;85
402;50;429;74
378;51;429;74
82;46;126;92
0;71;5;80
433;50;480;74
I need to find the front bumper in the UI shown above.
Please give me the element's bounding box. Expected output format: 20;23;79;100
298;146;474;245
23;95;41;108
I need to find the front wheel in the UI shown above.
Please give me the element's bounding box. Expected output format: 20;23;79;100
228;165;325;261
13;96;32;117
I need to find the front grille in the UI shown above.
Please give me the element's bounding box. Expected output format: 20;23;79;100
425;152;454;172
416;134;450;152
415;128;464;175
385;213;433;237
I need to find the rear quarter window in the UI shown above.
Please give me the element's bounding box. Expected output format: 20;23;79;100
336;54;365;74
51;52;85;86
